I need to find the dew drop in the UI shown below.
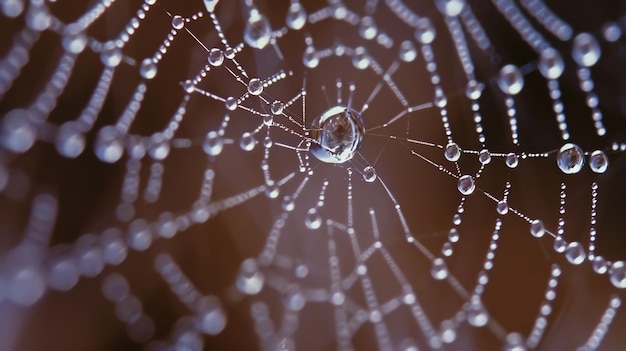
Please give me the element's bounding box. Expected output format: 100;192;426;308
609;261;626;289
286;2;306;30
538;48;564;79
440;320;456;343
265;181;280;198
62;25;88;54
139;58;157;80
56;121;85;158
100;41;122;67
572;33;601;67
431;258;448;280
194;295;227;335
102;273;130;302
359;16;377;40
398;40;417;62
172;15;185;30
310;105;365;164
352;47;370;69
225;96;238;111
465;80;484;100
236;258;265;295
448;228;459;242
271;101;284;115
478;149;491;164
248;78;263;96
553;236;566;253
436;0;465;16
530;219;545;238
282;196;295;212
95;126;124;163
203;0;219;12
592;256;608;274
263;115;273;127
589;150;608;173
303;47;319;68
363;166;377;182
442;242;453;256
565;242;585;265
1;109;36;153
505;153;519;168
240;133;256;151
496;200;509;215
444;143;461;162
557;143;584;174
305;208;322;230
503;332;526;351
203;131;223;156
466;302;489;327
244;9;272;50
457;175;475;195
414;18;436;44
498;64;524;95
284;285;306;311
208;48;224;66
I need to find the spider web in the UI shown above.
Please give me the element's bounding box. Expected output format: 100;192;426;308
0;0;625;350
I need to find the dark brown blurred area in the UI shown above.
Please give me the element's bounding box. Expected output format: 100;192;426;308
1;0;626;350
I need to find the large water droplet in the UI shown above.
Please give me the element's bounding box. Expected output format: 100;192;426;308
565;242;585;265
240;132;256;151
359;16;377;40
203;0;219;12
431;258;448;280
310;105;365;164
194;295;227;335
538;48;564;79
100;41;122;67
95;126;124;163
305;208;322;229
505;153;519;168
466;301;489;327
440;320;456;343
553;236;566;253
609;261;626;289
589;150;608;173
225;96;238;111
236;258;265;294
399;40;417;62
139;58;157;80
436;0;465;16
352;47;370;69
448;228;460;242
457;175;475;195
286;2;307;30
1;109;36;153
172;15;185;30
444;143;461;162
503;332;526;351
284;285;306;311
247;78;263;95
208;48;224;66
244;9;272;50
572;33;601;67
557;143;584;174
414;18;436;44
530;219;545;237
203;131;224;156
303;47;319;68
62;24;88;54
498;64;524;95
478;149;491;164
56;121;85;158
496;200;509;215
593;256;608;274
363;166;377;182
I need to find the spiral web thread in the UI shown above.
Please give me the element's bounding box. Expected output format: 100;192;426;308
0;0;625;350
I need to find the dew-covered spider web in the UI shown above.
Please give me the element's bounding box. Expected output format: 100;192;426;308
0;0;626;350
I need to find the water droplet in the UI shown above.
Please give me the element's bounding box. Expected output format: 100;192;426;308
572;33;601;67
203;131;224;156
265;181;279;198
398;40;417;62
8;266;45;306
440;320;456;343
506;153;519;168
203;0;219;12
282;196;295;212
225;96;238;111
498;64;524;95
466;302;489;327
45;247;79;291
248;78;263;95
95;126;124;163
503;332;526;351
465;80;484;100
352;47;370;69
496;200;509;215
305;208;322;229
271;101;284;115
101;228;128;265
26;5;50;31
303;47;319;68
74;234;104;277
478;149;491;164
149;137;170;160
444;143;461;162
530;219;545;237
236;258;265;294
208;48;224;66
194;295;227;335
1;109;36;153
557;143;584;174
565;242;585;265
442;242;453;256
593;256;608;274
414;18;436;44
436;0;465;16
538;48;564;79
284;285;306;311
56;121;85;158
609;261;626;289
102;273;130;302
139;58;157;79
448;228;459;242
116;295;143;323
553;236;566;253
100;41;122;67
263;136;272;148
359;16;377;40
431;258;448;280
457;175;475;195
240;132;256;151
172;15;185;30
286;2;306;30
589;150;608;173
363;166;377;182
128;219;153;251
310;105;365;164
244;9;272;50
62;25;87;54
